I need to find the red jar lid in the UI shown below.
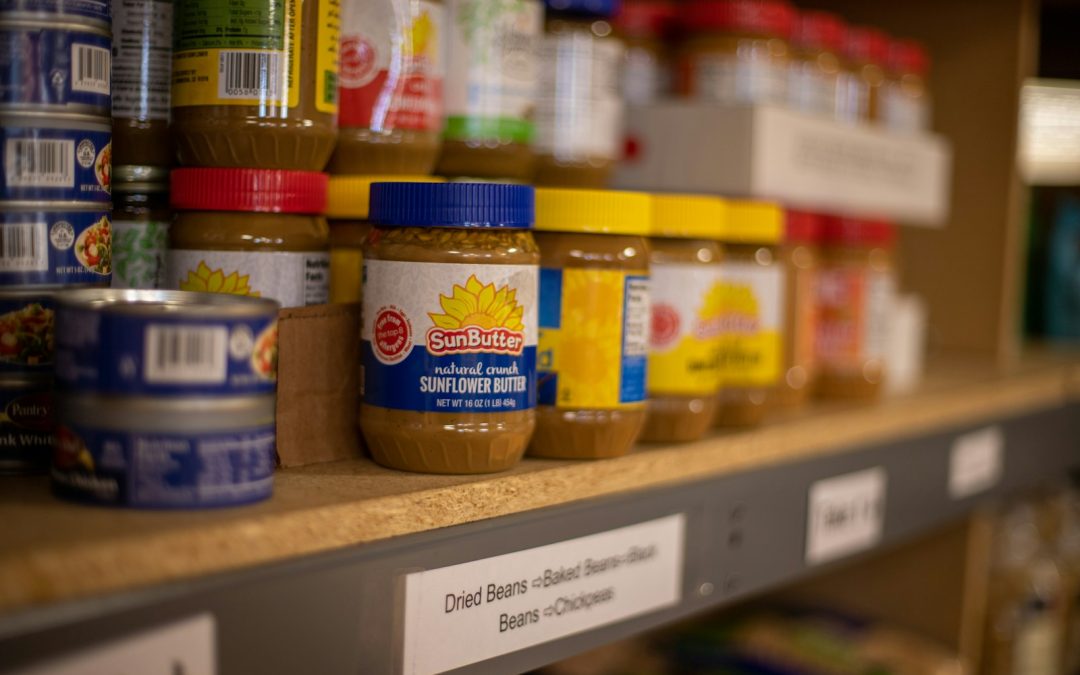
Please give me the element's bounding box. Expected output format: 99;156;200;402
889;38;929;76
615;0;676;37
171;168;329;214
845;25;890;65
682;0;796;39
786;209;825;243
792;10;845;53
823;216;896;246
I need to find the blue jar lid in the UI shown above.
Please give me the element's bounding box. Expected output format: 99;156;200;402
369;182;534;229
545;0;619;18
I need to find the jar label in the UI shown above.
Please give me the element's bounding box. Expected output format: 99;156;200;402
0;210;112;286
0;294;55;374
362;259;537;413
788;60;838;117
648;262;724;396
679;52;788;105
339;0;444;131
52;421;276;508
538;268;649;409
816;267;894;370
0;125;111;203
718;261;785;387
443;0;541;144
165;250;330;309
315;0;340;114
881;84;929;133
112;0;173;121
0;382;53;472
0;25;111;112
111;218;168;290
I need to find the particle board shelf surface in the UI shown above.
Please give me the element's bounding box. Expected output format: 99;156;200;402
0;355;1075;618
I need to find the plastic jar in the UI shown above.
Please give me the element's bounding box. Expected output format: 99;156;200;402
166;169;331;308
614;0;675;104
360;182;539;474
676;0;795;105
787;10;845;118
715;200;785;427
325;175;444;304
775;210;821;410
836;26;889;125
171;0;339;170
640;195;725;443
435;0;543;181
815;218;896;401
531;188;651;459
112;166;170;290
330;0;445;175
882;38;931;133
533;1;625;188
111;0;174;167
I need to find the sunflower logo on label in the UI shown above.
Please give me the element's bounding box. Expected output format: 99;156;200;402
427;275;525;356
179;262;260;297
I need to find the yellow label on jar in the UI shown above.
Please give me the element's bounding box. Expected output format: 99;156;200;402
315;0;340;114
718;261;785;387
330;248;362;304
648;262;724;395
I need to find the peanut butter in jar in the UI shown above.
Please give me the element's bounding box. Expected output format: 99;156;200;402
836;25;889;125
775;209;823;410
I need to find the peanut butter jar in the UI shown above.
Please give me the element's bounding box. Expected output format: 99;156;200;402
531;188;651;459
788;10;845;118
883;38;931;133
640;195;726;443
361;182;539;474
837;26;889;125
775;209;822;410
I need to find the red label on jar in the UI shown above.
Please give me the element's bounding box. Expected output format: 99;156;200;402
374;306;413;364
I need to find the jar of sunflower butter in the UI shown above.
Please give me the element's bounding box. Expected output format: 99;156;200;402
787;10;845;118
614;0;675;104
533;0;625;188
815;217;896;401
715;200;785;427
171;0;340;170
775;209;822;410
330;0;445;174
531;188;651;459
882;38;931;133
435;0;543;181
836;26;889;125
112;166;170;290
361;182;538;474
677;0;795;105
166;169;331;307
640;194;725;443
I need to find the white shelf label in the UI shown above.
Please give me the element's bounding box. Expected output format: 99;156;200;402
949;426;1004;499
806;467;887;565
401;514;685;675
12;614;215;675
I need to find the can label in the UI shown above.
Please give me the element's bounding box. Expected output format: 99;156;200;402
362;259;537;413
0;293;55;374
0;382;53;472
0;0;111;24
0;26;110;112
0;210;112;286
538;268;649;409
52;421;276;508
165;250;330;308
111;218;168;289
648;262;724;396
0;125;111;202
55;308;278;396
718;262;786;387
112;0;173;122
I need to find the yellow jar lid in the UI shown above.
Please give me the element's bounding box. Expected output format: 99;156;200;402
535;188;652;236
326;175;444;219
725;200;784;244
652;194;728;239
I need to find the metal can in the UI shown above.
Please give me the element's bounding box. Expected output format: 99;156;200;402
0;205;111;286
0;287;55;373
0;374;52;473
0;112;111;203
0;0;111;30
52;393;275;508
54;289;279;397
0;21;111;114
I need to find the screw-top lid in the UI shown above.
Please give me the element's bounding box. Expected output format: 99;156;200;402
725;200;784;244
682;0;796;39
327;175;445;219
535;188;652;236
368;182;534;229
822;216;896;246
785;210;825;243
171;168;328;214
845;26;890;65
614;0;676;36
652;194;728;239
546;0;619;18
792;10;845;53
889;38;929;76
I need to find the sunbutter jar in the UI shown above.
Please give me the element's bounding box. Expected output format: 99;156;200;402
776;209;822;410
166;168;331;309
715;200;786;427
361;182;539;474
640;194;725;443
112;165;169;290
531;188;651;459
170;0;339;170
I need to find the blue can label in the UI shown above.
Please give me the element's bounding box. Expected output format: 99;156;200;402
0;210;111;285
52;421;275;508
55;309;279;396
0;293;55;374
0;0;111;23
0;27;111;111
0;383;53;472
362;260;538;413
0;124;111;202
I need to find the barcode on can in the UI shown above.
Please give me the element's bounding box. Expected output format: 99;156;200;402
0;222;48;272
218;51;283;100
5;139;74;187
71;44;111;95
144;325;229;384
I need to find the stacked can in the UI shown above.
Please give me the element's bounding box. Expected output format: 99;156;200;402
0;0;112;472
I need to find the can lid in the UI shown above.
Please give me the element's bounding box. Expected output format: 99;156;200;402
822;217;896;246
614;0;676;36
785;209;825;243
368;182;534;229
652;194;728;239
792;10;846;53
535;188;652;236
54;288;280;316
113;165;169;185
170;169;328;214
845;25;890;65
681;0;796;38
725;200;784;244
889;38;929;76
546;0;620;18
327;175;445;219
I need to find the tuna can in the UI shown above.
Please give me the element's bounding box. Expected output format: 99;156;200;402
0;374;53;473
0;0;111;30
52;393;275;508
0;112;111;203
54;289;279;397
0;21;111;114
0;204;111;286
